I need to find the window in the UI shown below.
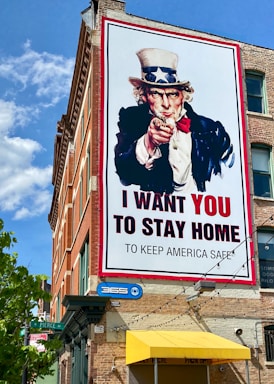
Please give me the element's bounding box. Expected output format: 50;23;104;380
258;230;274;289
88;80;91;114
86;146;90;196
70;268;74;294
56;291;61;322
81;113;85;143
252;146;273;198
245;71;266;113
265;325;274;361
80;174;83;217
72;201;75;239
79;238;89;295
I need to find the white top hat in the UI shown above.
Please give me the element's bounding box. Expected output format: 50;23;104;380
129;48;192;90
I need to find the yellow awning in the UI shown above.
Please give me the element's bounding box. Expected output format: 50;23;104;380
126;331;251;365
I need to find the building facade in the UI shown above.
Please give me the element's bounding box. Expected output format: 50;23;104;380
48;1;274;383
37;280;51;321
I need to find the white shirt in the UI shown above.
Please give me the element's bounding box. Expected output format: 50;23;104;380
136;128;196;193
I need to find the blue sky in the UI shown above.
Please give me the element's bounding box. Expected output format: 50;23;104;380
0;0;273;280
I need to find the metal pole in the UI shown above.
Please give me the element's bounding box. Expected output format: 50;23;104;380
21;321;30;384
245;360;250;384
207;365;210;384
154;358;158;384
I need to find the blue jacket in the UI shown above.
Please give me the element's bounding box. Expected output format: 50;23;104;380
114;102;234;193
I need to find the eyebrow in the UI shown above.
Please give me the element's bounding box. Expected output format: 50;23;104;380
149;90;180;94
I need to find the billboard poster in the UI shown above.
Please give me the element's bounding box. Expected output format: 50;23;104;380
99;17;254;284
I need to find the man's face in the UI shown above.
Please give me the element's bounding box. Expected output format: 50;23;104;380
144;87;184;121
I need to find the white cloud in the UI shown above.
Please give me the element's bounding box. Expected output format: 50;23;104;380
0;39;75;106
0;99;40;134
0;41;74;220
13;189;53;220
0;102;52;220
0;135;53;219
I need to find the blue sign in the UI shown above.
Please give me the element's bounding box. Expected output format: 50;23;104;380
97;282;143;299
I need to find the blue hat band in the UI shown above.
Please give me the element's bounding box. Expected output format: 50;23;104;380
142;66;178;84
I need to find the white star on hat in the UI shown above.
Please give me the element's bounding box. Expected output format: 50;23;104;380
152;67;168;83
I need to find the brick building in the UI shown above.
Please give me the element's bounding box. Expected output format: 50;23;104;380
37;280;51;321
48;1;274;383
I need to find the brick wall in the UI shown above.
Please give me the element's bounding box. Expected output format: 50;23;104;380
51;0;274;383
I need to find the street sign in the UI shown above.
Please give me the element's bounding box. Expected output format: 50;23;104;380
30;321;65;330
29;333;48;352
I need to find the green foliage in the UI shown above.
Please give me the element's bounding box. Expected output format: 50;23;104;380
0;219;61;383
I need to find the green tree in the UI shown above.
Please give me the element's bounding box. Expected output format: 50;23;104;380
0;219;61;383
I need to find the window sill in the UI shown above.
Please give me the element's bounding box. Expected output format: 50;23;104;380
253;196;274;202
259;288;274;294
247;111;273;120
265;361;274;367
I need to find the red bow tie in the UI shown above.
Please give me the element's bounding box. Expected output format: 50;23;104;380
176;117;191;133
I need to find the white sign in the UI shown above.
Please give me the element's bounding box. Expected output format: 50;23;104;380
100;18;253;284
29;333;48;352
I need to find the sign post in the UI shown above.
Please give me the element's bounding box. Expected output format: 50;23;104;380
21;320;29;384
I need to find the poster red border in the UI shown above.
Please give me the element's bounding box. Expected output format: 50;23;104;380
99;17;255;285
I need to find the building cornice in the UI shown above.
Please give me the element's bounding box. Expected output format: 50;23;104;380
48;18;92;230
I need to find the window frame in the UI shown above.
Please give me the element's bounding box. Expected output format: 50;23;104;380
257;229;274;289
88;80;91;115
79;173;83;217
265;325;274;361
79;238;89;295
81;112;85;143
245;71;267;114
251;145;273;199
56;290;61;322
86;145;90;196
